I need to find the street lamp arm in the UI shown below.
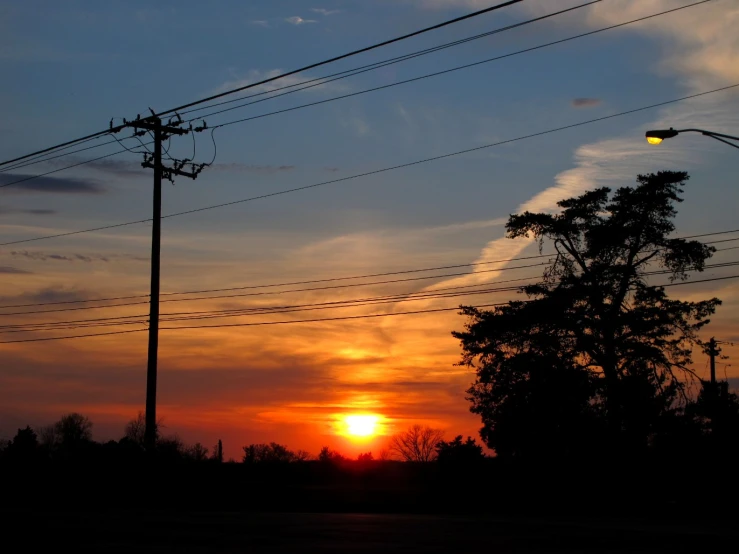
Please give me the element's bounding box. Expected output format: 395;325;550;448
676;128;739;142
703;134;739;150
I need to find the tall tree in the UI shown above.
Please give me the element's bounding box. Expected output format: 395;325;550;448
454;172;720;457
389;425;444;462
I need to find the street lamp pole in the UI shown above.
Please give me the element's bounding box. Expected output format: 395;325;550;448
645;127;739;150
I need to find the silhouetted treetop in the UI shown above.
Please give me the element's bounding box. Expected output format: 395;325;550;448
455;171;721;457
435;436;484;464
389;425;444;462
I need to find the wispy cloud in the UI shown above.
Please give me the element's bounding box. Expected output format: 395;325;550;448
249;20;270;28
311;8;342;16
0;205;57;216
7;250;149;263
213;68;348;97
341;115;370;137
571;97;602;108
0;174;105;194
0;266;31;274
207;163;296;174
0;286;93;305
286;16;317;26
37;158;147;177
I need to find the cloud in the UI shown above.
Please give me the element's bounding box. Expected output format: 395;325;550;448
0;286;93;305
0;266;31;274
10;251;103;263
0;205;57;216
286;16;317;25
311;8;341;16
213;68;347;97
208;163;296;174
34;157;147;177
7;250;148;263
0;173;105;194
571;98;602;108
341;115;370;137
249;20;270;28
84;159;147;177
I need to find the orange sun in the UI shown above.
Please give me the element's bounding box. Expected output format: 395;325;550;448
344;415;379;437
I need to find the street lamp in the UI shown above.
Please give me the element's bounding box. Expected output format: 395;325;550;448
645;127;739;149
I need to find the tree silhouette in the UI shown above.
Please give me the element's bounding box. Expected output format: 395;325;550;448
435;436;484;464
455;172;720;457
242;442;299;463
318;446;344;463
188;442;209;462
389;425;444;462
357;452;374;462
4;426;41;464
211;439;223;463
123;412;160;448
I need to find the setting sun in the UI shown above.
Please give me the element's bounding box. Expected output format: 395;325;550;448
344;415;379;437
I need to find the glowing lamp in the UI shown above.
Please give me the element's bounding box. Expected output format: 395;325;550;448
645;128;679;145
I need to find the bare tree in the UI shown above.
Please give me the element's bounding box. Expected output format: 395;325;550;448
188;442;209;461
389;425;444;462
123;412;160;447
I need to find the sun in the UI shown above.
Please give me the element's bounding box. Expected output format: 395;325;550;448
344;415;379;437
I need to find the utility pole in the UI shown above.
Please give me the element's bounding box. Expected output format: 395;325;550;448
124;114;204;452
708;337;719;385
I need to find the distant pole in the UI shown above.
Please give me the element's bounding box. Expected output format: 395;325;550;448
708;337;717;385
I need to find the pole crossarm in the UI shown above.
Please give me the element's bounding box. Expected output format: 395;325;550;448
127;120;189;137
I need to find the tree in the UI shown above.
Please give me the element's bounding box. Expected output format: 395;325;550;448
318;446;344;463
455;172;720;457
123;412;160;448
357;452;374;462
188;442;209;462
435;436;485;464
242;442;298;463
689;381;739;445
55;413;93;445
389;425;444;462
211;439;224;463
4;426;41;463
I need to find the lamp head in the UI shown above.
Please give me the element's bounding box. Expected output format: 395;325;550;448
645;128;679;145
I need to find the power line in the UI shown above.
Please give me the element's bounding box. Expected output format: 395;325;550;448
0;284;531;333
1;231;737;311
152;1;525;118
3;83;736;247
181;2;601;123
199;0;716;131
4;262;738;332
0;0;713;191
4;1;600;176
0;261;551;316
0;0;524;170
2;273;736;344
0;149;133;190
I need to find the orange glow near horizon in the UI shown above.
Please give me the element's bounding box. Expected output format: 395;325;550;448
342;414;381;438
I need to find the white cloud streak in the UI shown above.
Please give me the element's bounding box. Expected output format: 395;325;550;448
286;16;318;25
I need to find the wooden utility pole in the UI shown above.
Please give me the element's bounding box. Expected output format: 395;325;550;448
126;115;201;452
708;337;719;385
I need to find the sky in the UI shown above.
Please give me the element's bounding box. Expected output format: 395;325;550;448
0;0;738;460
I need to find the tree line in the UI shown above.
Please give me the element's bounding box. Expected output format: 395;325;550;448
0;413;483;467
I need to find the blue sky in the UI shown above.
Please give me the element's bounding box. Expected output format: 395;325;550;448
1;0;738;457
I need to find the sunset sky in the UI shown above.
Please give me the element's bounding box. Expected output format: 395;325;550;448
1;0;738;460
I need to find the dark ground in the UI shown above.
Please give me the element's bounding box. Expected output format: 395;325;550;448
7;512;737;553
